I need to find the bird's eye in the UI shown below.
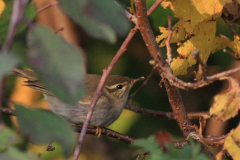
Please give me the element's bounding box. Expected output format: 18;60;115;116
117;85;123;89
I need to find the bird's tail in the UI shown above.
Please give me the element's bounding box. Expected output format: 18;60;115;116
13;68;53;95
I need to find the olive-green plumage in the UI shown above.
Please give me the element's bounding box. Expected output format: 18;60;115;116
13;68;143;127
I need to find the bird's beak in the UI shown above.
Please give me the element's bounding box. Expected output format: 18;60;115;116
131;76;145;84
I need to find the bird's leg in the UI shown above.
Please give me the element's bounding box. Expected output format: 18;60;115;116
95;127;105;137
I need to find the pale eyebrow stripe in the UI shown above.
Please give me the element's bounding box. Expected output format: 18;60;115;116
105;82;128;89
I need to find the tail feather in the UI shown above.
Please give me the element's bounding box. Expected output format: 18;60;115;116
13;68;53;95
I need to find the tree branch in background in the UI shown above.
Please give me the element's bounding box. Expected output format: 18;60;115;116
0;0;30;123
125;103;210;120
221;14;237;37
165;15;173;65
37;1;58;14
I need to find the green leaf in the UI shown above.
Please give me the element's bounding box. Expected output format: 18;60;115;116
0;124;22;151
58;0;130;43
0;147;40;160
15;105;76;157
133;136;209;160
27;25;86;105
0;53;19;78
133;136;162;160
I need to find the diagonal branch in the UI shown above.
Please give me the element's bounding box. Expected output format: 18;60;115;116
73;1;165;159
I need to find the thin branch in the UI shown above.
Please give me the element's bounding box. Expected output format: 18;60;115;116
73;0;165;159
147;0;164;16
37;1;59;14
1;0;30;52
125;10;137;25
192;49;207;80
164;65;240;90
74;125;226;147
221;14;237;37
223;49;240;60
1;107;225;147
174;135;226;148
0;107;16;116
165;15;173;65
0;0;30;123
129;66;156;103
72;125;136;143
125;103;210;120
199;117;206;136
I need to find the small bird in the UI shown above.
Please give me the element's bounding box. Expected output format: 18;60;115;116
13;68;143;129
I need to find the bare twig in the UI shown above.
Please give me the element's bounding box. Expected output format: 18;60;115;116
199;117;206;136
164;65;240;90
0;107;15;116
72;125;136;143
221;14;237;37
73;0;164;159
125;103;210;120
192;49;207;80
37;1;59;14
1;0;30;52
147;0;164;16
165;15;173;65
223;49;240;60
174;135;226;148
125;10;137;25
129;66;156;103
54;27;64;34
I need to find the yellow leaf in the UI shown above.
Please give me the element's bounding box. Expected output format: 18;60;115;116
223;124;240;160
211;35;231;53
228;36;240;59
0;0;5;15
215;151;225;160
170;56;190;76
172;21;216;76
156;27;169;47
156;19;186;47
210;77;240;121
156;27;169;43
162;0;231;33
127;0;135;15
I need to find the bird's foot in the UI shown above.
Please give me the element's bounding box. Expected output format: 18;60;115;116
95;127;105;137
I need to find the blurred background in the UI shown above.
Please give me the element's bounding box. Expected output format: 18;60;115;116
3;0;239;159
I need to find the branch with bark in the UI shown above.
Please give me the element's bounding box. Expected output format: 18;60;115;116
0;107;225;148
135;0;213;157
